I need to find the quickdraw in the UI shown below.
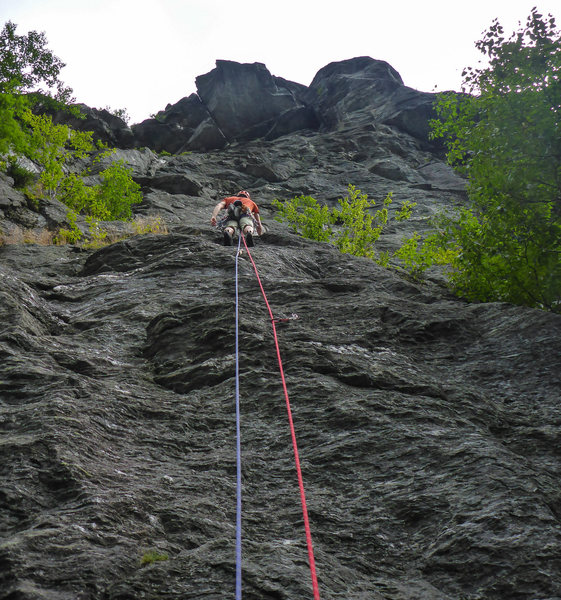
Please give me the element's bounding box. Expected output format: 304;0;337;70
273;313;300;324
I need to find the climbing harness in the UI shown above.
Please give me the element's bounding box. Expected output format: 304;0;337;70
218;212;259;233
233;232;321;600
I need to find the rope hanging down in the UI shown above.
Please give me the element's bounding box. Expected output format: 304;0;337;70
234;234;243;600
240;234;321;600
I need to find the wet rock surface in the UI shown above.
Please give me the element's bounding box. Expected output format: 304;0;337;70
1;56;561;600
1;223;561;600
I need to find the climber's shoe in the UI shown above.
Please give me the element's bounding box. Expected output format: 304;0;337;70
245;231;254;247
223;230;233;246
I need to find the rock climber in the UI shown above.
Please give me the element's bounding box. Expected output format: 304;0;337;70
210;190;263;247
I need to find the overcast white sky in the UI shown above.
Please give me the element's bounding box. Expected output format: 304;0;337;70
2;0;559;124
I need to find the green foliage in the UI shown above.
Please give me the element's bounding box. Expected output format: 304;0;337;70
0;21;143;247
96;159;143;220
140;551;169;566
428;8;561;312
332;185;391;258
394;228;459;280
22;110;95;200
274;184;416;266
0;21;75;158
0;91;30;156
273;194;332;241
56;173;97;213
6;158;35;188
19;112;142;222
395;199;417;222
54;157;142;221
82;217;108;249
0;21;72;101
53;210;82;245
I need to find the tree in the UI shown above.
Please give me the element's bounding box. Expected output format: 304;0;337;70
0;20;72;101
429;8;561;312
0;22;142;238
0;21;74;157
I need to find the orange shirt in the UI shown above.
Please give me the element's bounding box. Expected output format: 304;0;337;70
223;196;260;214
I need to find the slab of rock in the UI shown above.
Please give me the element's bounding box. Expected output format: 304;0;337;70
418;162;468;192
90;148;162;177
0;226;559;600
0;174;26;211
1;56;559;600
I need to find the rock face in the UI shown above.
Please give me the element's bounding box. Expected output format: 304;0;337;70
51;57;440;154
195;60;319;142
1;56;561;600
51;103;136;149
133;93;227;153
304;56;403;128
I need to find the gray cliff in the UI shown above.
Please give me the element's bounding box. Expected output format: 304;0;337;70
1;58;560;600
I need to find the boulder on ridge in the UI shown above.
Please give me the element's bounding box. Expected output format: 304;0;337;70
195;59;319;142
132;93;227;153
49;104;136;149
305;56;439;145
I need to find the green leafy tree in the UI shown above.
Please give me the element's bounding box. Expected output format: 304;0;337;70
0;91;30;157
0;21;143;246
0;21;74;157
331;185;414;260
429;9;561;312
0;21;72;100
53;209;82;245
331;185;384;258
27;118;142;221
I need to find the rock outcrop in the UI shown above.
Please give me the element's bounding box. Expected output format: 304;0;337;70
132;93;227;154
48;57;441;154
196;60;319;142
1;56;560;600
51;103;136;149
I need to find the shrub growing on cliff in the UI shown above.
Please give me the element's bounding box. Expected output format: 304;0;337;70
140;550;169;566
273;194;332;242
96;159;143;220
23;110;94;199
427;9;561;312
273;184;416;265
332;185;390;259
1;21;142;239
23;111;142;221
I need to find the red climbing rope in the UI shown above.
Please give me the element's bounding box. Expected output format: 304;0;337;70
240;235;321;600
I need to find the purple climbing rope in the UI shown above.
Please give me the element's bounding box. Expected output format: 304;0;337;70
234;233;243;600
